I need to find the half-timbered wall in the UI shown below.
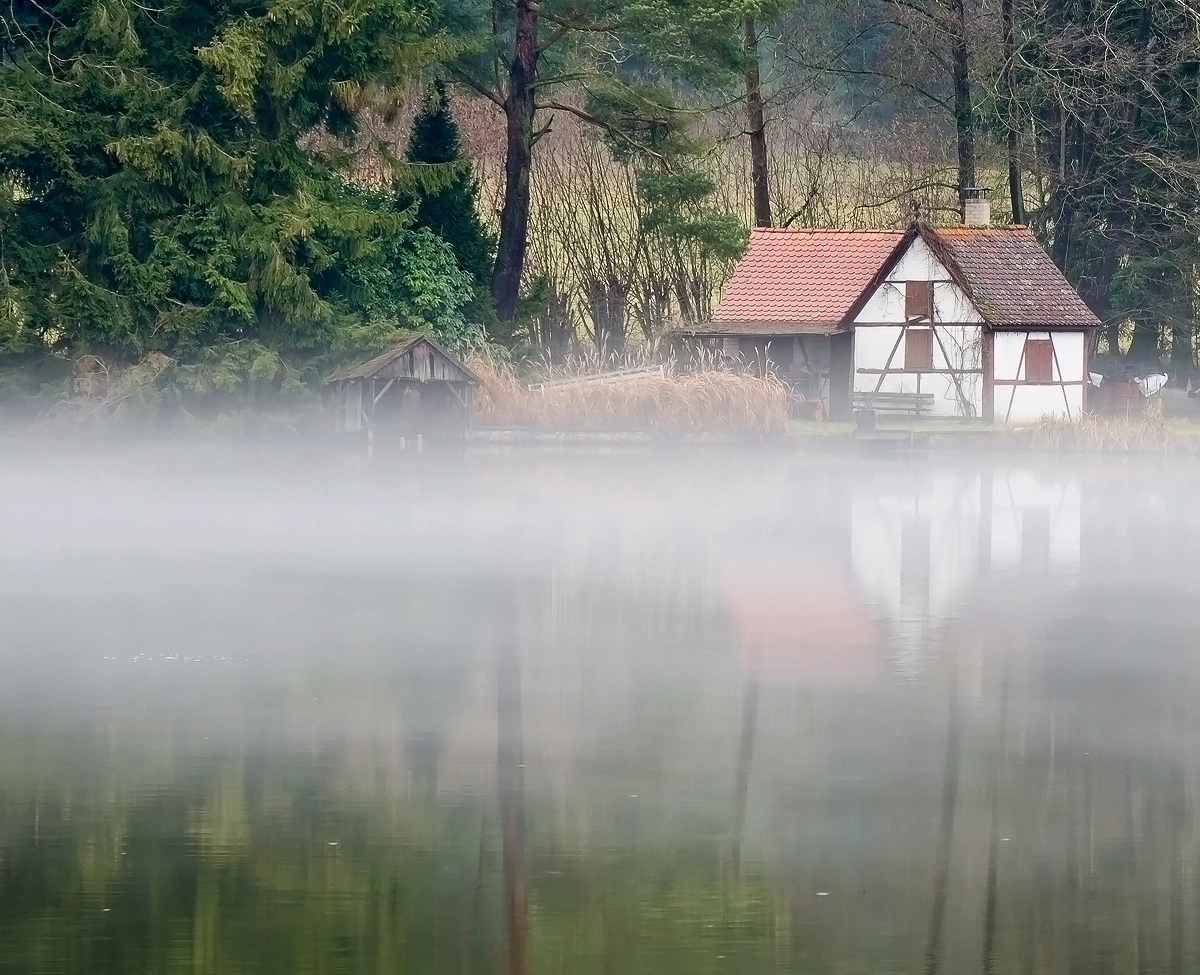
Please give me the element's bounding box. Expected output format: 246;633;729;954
992;330;1085;423
851;237;984;418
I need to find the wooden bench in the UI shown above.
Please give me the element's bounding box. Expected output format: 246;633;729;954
854;391;935;416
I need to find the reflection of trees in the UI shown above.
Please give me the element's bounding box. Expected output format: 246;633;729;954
731;678;760;875
494;580;528;975
0;762;501;975
980;650;1009;975
924;669;961;975
10;494;1200;975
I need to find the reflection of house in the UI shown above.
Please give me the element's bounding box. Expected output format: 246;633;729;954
680;203;1099;422
985;470;1081;575
720;558;880;686
851;467;1082;673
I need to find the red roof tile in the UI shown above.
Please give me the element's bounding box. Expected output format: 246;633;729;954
704;228;905;333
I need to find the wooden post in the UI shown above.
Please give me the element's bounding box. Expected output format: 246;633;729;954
829;332;854;421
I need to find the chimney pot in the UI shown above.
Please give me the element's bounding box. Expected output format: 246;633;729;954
963;186;991;227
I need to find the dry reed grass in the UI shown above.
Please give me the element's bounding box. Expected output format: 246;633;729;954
468;353;792;436
1027;404;1197;452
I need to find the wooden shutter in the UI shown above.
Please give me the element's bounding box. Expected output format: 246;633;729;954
905;329;933;370
905;281;933;321
1024;338;1054;382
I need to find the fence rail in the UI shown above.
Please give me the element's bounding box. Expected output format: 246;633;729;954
527;365;665;392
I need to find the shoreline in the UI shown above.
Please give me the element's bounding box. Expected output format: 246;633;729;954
2;412;1196;454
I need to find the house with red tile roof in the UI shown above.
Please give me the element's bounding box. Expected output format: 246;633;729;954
680;217;1100;423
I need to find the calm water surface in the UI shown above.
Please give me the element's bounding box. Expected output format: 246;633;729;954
0;445;1197;974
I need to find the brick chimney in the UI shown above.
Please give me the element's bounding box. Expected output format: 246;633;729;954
963;187;991;227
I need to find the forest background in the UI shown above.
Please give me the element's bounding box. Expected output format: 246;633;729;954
1;0;1197;414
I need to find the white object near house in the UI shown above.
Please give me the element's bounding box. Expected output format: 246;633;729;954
681;219;1100;423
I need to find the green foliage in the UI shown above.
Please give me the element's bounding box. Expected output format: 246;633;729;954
0;0;469;390
631;166;747;328
638;169;748;261
406;81;496;289
173;340;307;397
346;225;478;353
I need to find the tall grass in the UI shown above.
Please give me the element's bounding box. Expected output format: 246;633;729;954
468;352;791;436
1028;405;1196;452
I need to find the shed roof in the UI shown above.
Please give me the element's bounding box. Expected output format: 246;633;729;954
691;223;1099;335
327;333;481;384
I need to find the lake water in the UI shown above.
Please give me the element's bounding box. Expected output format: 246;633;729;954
1;443;1198;974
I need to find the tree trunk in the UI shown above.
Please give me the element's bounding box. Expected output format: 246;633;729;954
731;678;760;874
981;657;1010;975
1095;4;1155;359
743;16;772;228
951;0;976;213
491;0;538;321
1170;324;1193;369
1126;321;1161;363
925;679;961;975
1002;0;1024;223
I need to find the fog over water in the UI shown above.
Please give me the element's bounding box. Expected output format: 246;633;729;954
1;441;1198;974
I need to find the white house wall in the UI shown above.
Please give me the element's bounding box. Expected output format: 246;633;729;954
852;238;984;418
887;236;948;282
994;330;1086;423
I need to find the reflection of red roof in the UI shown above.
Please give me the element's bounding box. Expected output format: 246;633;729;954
705;229;904;333
721;561;879;685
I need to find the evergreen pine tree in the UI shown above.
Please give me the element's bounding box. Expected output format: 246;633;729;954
0;0;466;375
405;82;496;290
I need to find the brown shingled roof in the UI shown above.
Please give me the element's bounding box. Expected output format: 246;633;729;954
702;228;905;333
934;226;1100;328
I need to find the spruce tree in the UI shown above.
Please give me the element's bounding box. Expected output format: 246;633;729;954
0;0;463;373
405;82;496;290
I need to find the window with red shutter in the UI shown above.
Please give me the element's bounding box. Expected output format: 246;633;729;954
905;329;933;371
1024;339;1054;382
905;281;933;321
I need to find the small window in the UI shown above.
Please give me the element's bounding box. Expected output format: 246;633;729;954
905;281;933;321
1024;338;1054;383
905;328;933;371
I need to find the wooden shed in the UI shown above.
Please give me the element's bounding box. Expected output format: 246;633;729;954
327;334;480;437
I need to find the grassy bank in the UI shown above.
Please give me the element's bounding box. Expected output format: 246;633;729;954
8;347;1200;452
1024;407;1200;452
